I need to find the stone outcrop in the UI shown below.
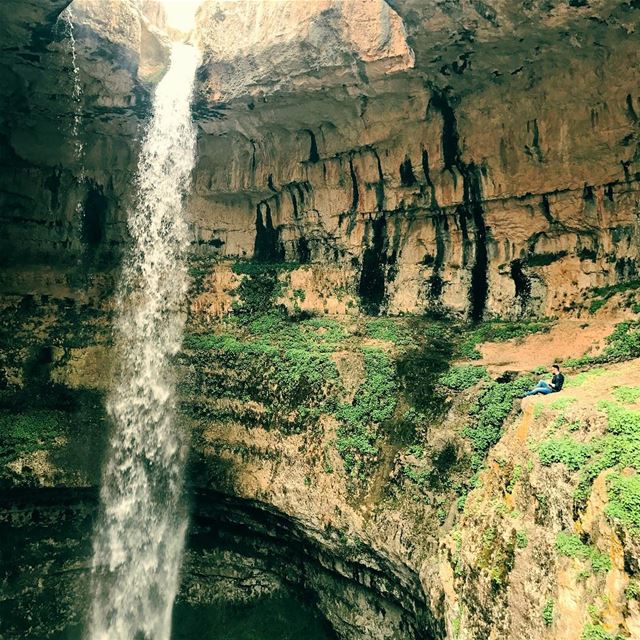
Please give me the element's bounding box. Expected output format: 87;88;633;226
194;0;414;101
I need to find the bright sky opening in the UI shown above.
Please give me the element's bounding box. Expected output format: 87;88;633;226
158;0;205;32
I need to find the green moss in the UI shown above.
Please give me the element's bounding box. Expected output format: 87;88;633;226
440;365;488;392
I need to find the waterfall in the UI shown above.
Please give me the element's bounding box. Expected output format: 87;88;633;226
60;6;85;170
88;43;200;640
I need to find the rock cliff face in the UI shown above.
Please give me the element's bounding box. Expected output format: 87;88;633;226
188;0;640;319
1;2;640;640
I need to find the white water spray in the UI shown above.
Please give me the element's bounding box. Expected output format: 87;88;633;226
89;44;200;640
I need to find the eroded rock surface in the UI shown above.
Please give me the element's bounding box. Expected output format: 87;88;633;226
1;1;640;639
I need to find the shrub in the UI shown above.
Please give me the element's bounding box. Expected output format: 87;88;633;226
538;437;592;471
515;530;528;549
335;348;397;476
542;599;554;626
566;403;640;509
602;321;640;360
440;365;488;392
564;367;607;388
625;580;640;600
555;532;611;573
605;473;640;533
365;318;411;345
463;377;533;469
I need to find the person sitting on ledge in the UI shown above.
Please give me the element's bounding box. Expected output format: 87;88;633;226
523;364;565;397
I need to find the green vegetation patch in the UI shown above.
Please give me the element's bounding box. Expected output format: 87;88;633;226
335;348;397;477
536;401;640;522
365;318;412;345
566;321;640;367
581;624;625;640
440;365;488;392
613;385;640;405
538;437;592;471
555;532;611;573
231;261;299;317
457;321;552;360
182;312;342;431
605;472;640;533
588;279;640;314
542;599;554;626
396;321;454;419
550;396;577;411
565;368;607;388
515;530;528;549
0;409;69;461
463;376;533;470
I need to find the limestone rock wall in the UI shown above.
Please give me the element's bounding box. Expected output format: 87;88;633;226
188;0;640;319
0;0;171;274
194;0;414;101
1;0;639;319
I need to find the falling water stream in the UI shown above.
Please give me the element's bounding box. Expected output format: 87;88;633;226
60;6;84;171
89;43;200;640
